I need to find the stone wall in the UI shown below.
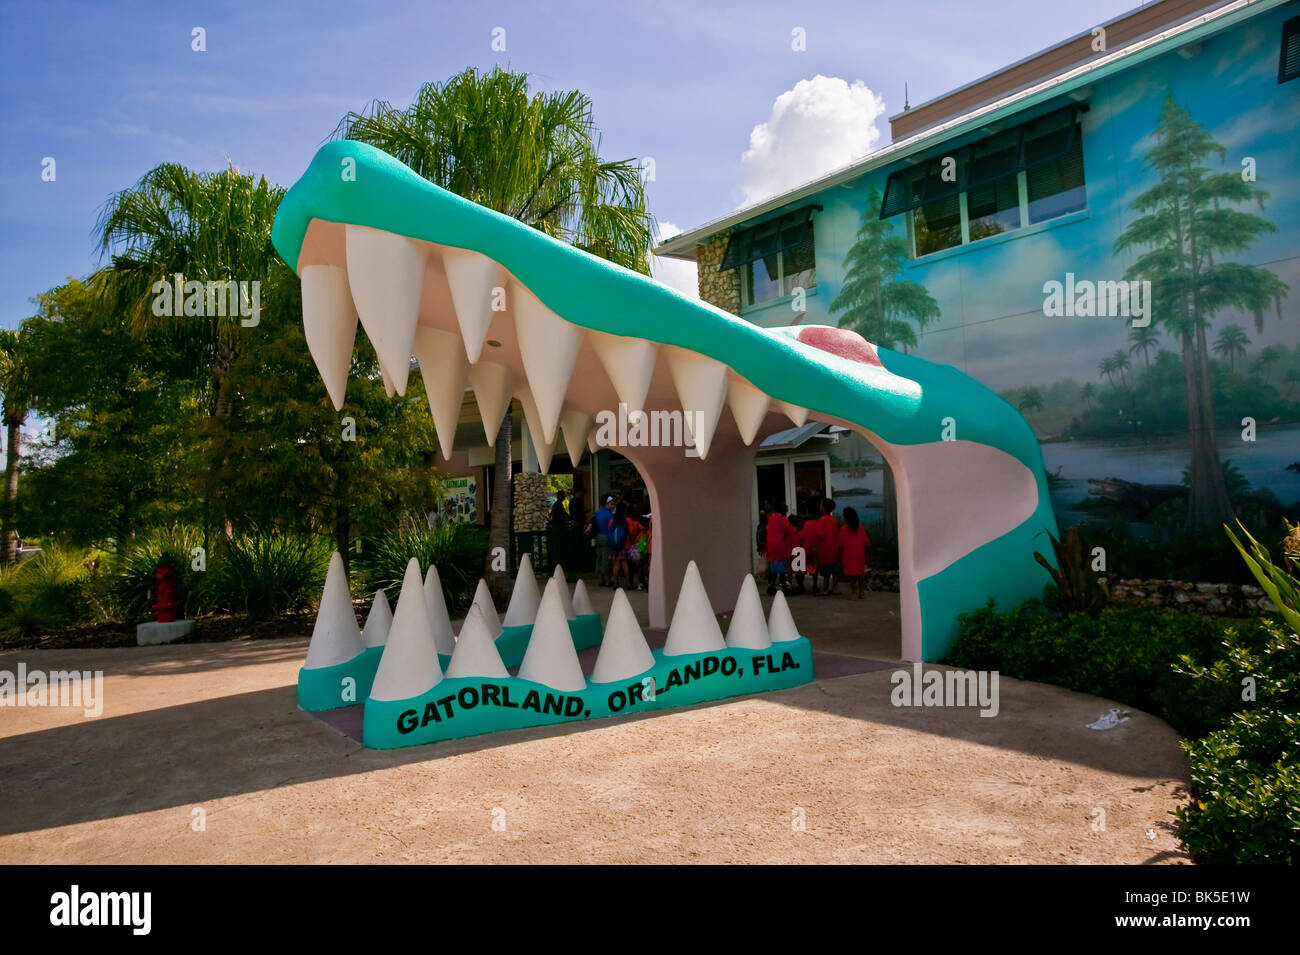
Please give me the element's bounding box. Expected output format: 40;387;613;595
696;233;741;315
1106;578;1276;616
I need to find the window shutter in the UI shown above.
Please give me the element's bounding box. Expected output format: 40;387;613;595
1280;16;1300;83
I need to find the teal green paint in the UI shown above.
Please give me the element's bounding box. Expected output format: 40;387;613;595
273;143;1059;663
297;645;383;711
362;638;814;749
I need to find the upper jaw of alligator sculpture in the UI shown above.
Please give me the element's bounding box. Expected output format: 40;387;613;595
273;143;934;469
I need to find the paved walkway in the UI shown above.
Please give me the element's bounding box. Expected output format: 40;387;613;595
0;580;1190;863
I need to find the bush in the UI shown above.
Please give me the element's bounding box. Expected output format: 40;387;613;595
108;525;207;621
1175;706;1299;865
0;545;103;640
946;599;1259;739
355;523;489;615
205;534;332;620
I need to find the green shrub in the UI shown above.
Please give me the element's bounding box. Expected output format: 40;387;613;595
355;523;489;615
946;599;1255;739
108;525;207;621
1175;706;1299;865
206;533;332;620
0;545;99;639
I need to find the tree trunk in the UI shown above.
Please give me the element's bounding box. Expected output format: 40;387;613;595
2;414;20;565
487;407;513;603
1186;321;1232;529
335;508;351;575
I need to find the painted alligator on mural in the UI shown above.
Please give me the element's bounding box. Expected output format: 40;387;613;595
270;141;1057;664
1088;477;1188;521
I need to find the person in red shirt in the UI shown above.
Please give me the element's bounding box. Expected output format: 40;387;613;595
793;513;820;595
838;506;872;600
764;503;797;596
815;498;841;596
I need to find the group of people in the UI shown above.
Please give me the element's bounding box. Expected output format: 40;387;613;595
758;499;872;599
587;494;652;590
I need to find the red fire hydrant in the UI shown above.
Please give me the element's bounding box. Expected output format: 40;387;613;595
152;563;181;623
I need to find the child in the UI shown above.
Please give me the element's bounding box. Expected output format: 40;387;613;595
795;513;821;595
764;503;796;595
837;507;872;600
815;498;840;596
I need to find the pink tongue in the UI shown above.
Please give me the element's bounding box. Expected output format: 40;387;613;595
796;326;884;368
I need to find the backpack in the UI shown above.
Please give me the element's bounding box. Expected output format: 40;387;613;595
607;522;628;549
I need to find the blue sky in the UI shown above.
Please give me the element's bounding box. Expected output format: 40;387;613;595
0;0;1139;327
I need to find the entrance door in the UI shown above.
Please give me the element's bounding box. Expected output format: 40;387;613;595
755;463;786;515
793;458;829;518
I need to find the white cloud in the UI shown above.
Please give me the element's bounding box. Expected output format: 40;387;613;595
649;221;699;299
735;75;887;209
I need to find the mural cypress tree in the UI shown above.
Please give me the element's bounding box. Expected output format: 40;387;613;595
831;186;940;539
1114;92;1287;530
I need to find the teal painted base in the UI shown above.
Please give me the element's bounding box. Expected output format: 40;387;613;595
496;614;603;668
297;645;383;711
362;637;814;749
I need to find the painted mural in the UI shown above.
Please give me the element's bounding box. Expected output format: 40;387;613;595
786;6;1300;560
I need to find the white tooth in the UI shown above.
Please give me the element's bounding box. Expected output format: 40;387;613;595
300;265;358;410
412;327;468;460
442;250;504;364
666;349;729;460
380;362;395;397
767;590;801;642
663;560;726;656
471;578;503;639
517;578;587;691
503;553;541;627
552;565;576;619
727;378;770;446
446;604;510;679
590;589;654;683
371;559;443;700
467;362;514;445
344;225;427;396
513;284;580;444
586;428;598;455
775;401;809;427
589;330;658;412
572;578;596;617
559;410;592;469
517;388;555;474
361;589;392;649
305;552;363;669
725;575;771;650
424;566;456;655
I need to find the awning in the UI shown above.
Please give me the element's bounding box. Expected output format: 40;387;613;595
719;205;819;272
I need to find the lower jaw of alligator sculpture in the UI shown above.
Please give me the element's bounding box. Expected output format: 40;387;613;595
298;551;813;749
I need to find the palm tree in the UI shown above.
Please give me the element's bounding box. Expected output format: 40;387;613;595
1252;344;1287;386
91;163;286;419
1212;323;1250;373
1018;387;1044;416
0;330;28;565
1128;323;1160;371
1109;350;1131;388
1099;355;1118;388
1285;368;1300;396
336;67;653;599
1080;382;1098;409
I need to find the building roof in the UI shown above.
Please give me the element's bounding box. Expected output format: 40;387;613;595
654;0;1277;261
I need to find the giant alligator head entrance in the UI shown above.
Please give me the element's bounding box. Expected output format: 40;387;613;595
272;142;1057;662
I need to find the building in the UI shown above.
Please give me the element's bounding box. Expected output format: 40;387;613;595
656;0;1300;537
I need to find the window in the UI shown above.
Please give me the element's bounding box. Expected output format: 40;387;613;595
883;105;1088;258
1280;16;1300;83
719;207;819;308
